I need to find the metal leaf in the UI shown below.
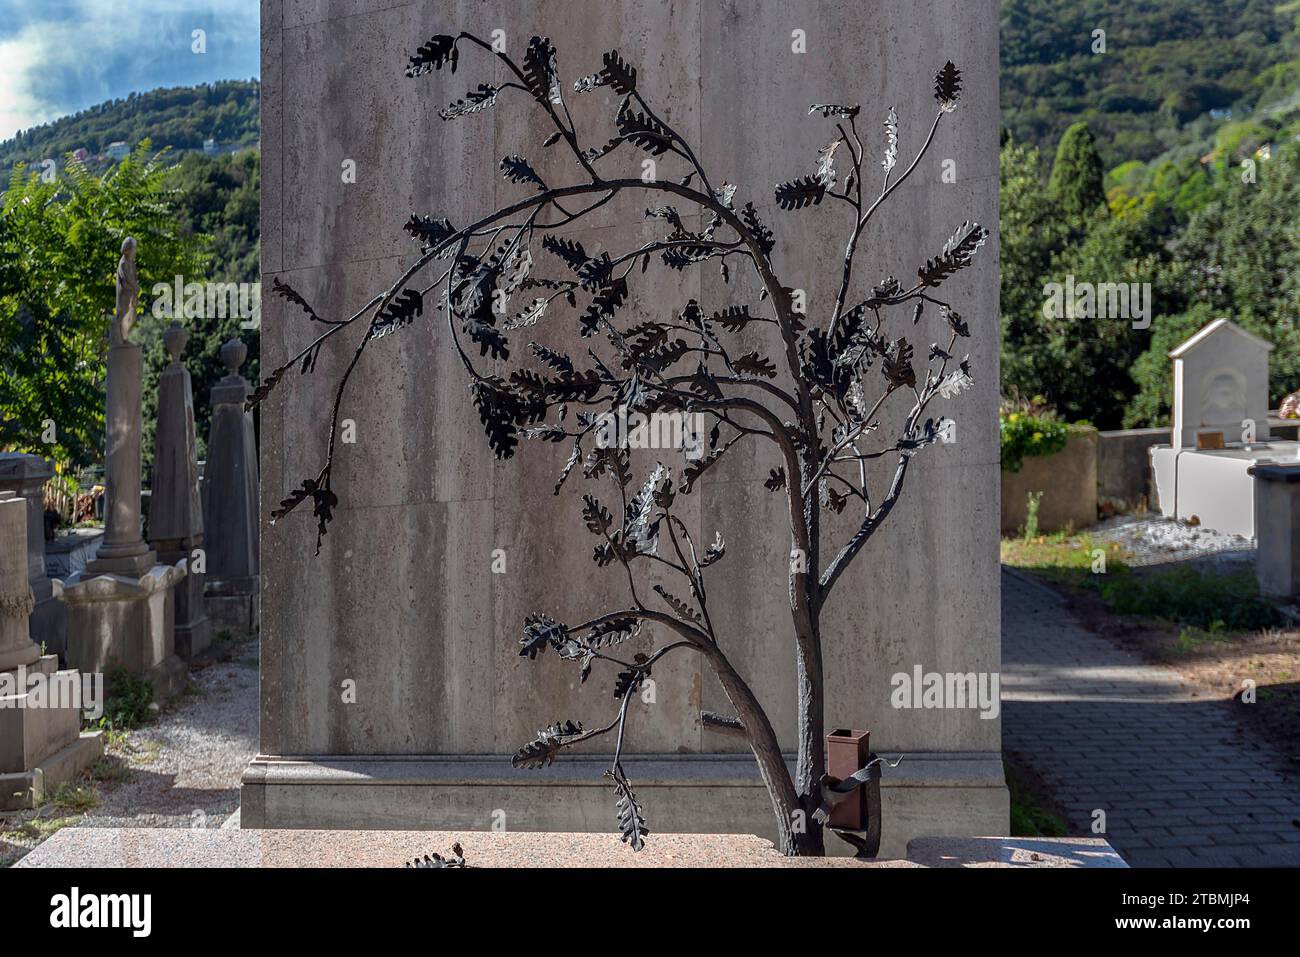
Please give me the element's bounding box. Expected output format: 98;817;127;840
407;34;458;77
882;107;898;173
774;175;826;210
439;84;499;120
809;103;860;118
934;61;962;112
917;221;988;288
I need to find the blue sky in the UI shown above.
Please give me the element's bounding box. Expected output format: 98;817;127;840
0;0;260;142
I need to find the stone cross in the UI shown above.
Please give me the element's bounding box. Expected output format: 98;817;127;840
87;236;156;576
203;336;260;633
148;321;211;658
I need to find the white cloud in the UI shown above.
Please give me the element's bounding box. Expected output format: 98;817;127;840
0;0;259;143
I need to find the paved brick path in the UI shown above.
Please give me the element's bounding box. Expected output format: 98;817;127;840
1001;569;1300;867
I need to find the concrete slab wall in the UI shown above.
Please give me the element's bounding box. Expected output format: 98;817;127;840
252;0;1003;842
1002;429;1098;535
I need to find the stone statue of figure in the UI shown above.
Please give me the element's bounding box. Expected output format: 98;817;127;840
112;236;139;346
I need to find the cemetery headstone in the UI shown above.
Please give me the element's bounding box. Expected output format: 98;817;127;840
58;238;188;700
202;336;260;634
148;321;212;658
0;453;67;658
243;0;1005;859
0;491;104;811
1169;318;1273;450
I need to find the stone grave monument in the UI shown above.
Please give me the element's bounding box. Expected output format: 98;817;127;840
148;320;212;659
243;0;1005;858
58;238;188;700
0;453;67;658
1151;318;1300;537
1;491;103;811
202;336;260;634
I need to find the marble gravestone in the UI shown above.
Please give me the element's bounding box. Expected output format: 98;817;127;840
1152;318;1300;537
0;453;66;658
245;0;1005;857
148;321;212;659
0;492;103;811
58;238;188;700
1169;318;1273;450
202;337;260;635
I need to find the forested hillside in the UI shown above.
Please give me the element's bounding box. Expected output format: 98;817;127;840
1002;0;1299;166
0;80;259;170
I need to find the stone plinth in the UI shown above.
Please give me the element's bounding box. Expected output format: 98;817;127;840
249;0;1004;847
0;454;67;658
1253;462;1300;598
57;565;188;701
202;337;260;635
149;321;212;658
0;655;105;811
0;492;103;811
12;827;1123;868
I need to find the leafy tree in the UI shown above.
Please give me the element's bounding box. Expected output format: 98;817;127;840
1048;121;1106;221
142;150;261;464
261;33;988;857
1126;141;1300;425
0;144;200;474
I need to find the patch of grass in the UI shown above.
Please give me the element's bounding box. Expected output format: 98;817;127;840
93;670;154;733
85;755;132;785
1005;756;1068;838
1099;567;1283;632
1001;532;1130;589
1004;534;1283;634
43;781;99;814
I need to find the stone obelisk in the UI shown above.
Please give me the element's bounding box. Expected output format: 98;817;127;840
148;321;212;658
86;237;155;576
203;336;260;634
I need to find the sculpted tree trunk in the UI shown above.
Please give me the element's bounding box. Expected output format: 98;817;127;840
262;31;986;856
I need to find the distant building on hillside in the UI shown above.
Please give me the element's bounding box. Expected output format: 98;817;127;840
203;138;218;155
71;148;89;162
105;141;130;161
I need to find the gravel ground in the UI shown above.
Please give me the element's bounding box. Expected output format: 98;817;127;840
0;633;258;865
1088;513;1255;570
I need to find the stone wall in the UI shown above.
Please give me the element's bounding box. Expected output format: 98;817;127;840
1096;427;1168;511
1002;429;1098;535
248;0;1005;854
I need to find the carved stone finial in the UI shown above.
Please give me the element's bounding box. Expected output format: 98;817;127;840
220;337;248;375
164;320;188;364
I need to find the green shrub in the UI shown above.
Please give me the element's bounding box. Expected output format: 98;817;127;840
94;670;154;732
1000;412;1070;472
1098;567;1282;632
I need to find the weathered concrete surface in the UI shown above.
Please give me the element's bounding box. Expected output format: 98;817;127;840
14;827;1120;868
250;0;1004;845
0;494;103;810
1001;428;1098;535
1253;463;1300;598
0;454;66;658
57;565;189;702
1096;427;1167;511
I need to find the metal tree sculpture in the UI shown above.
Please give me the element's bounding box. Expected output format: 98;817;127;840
255;32;986;857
